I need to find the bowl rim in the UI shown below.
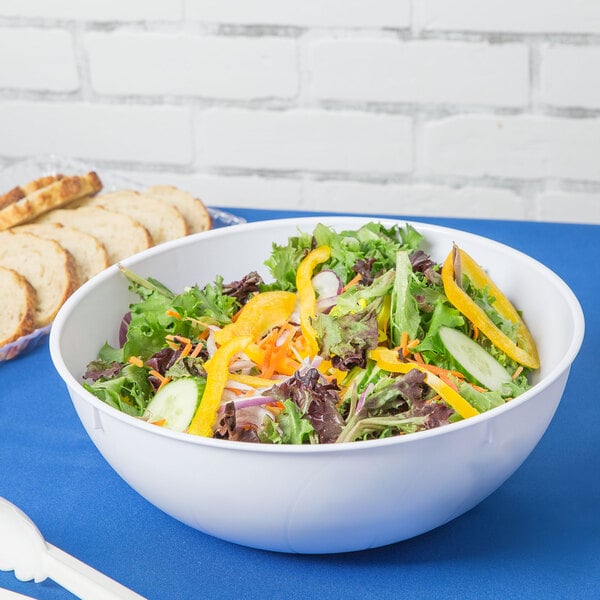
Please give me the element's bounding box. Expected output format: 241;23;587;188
49;216;586;454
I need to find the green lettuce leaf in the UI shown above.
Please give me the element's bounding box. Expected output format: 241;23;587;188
83;363;153;416
260;400;315;444
390;250;420;344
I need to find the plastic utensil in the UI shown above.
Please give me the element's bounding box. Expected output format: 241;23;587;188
0;497;146;600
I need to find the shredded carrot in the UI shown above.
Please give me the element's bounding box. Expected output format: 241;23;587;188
403;354;464;390
227;386;247;396
512;365;524;380
407;338;420;350
179;342;193;359
400;331;409;357
413;361;465;380
166;309;181;320
258;328;279;349
165;339;180;350
266;400;285;416
253;323;302;379
341;273;362;293
469;383;487;393
472;324;479;340
149;369;165;381
151;418;167;427
190;343;204;358
157;376;172;391
437;372;459;392
128;356;144;368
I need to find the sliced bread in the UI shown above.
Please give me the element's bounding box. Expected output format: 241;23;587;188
0;266;37;347
0;231;78;328
0;172;103;231
14;223;109;285
145;185;212;234
35;206;153;264
0;174;63;211
72;189;189;244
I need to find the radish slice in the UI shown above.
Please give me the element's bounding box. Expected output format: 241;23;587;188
312;270;342;298
316;296;338;313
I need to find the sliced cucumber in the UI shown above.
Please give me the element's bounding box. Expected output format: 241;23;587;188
438;326;511;391
143;377;204;432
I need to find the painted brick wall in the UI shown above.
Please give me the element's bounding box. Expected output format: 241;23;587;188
0;1;598;224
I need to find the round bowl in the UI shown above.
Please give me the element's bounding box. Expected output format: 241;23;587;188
49;217;584;554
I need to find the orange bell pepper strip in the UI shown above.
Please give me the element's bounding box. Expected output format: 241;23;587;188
441;246;539;369
214;291;297;346
296;245;331;357
188;335;252;437
369;347;479;419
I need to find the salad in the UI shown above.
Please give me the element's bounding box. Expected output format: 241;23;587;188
83;222;539;444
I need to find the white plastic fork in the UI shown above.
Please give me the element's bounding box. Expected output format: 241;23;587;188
0;497;146;600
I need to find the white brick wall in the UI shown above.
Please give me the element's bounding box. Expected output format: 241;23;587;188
86;33;298;99
308;39;529;107
0;1;598;224
185;1;411;29
196;109;413;173
0;28;78;91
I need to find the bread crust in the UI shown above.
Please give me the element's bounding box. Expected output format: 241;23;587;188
14;222;110;285
145;185;212;234
0;186;25;211
35;206;154;264
0;174;64;211
0;266;37;347
73;189;190;244
0;231;78;328
0;172;103;231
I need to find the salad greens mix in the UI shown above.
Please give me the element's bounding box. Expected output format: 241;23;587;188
83;222;540;444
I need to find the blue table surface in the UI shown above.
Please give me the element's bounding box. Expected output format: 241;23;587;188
1;208;598;600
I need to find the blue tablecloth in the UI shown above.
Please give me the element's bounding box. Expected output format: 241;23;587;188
1;209;598;599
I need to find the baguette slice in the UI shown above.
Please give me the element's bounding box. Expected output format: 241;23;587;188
72;189;189;244
0;172;103;231
145;185;212;234
36;206;153;264
21;174;64;196
0;266;37;347
0;175;64;210
0;231;78;327
15;223;109;285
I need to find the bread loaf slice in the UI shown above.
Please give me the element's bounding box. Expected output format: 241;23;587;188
0;231;78;327
14;223;109;285
35;206;153;264
145;185;212;234
0;172;103;231
21;174;63;196
72;189;189;244
0;266;37;347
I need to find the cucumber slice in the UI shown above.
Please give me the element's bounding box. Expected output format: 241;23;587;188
143;377;204;432
438;326;512;391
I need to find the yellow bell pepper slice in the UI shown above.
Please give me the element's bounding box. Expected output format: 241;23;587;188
296;245;331;357
368;347;479;419
441;246;539;369
188;335;252;437
214;291;297;346
377;294;392;342
226;373;278;388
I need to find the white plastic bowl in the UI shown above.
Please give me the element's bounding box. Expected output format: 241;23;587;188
50;217;584;554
